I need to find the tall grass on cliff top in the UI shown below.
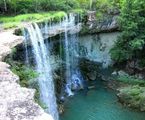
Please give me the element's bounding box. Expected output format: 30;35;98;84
0;11;66;29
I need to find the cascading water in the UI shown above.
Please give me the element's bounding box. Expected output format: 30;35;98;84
23;13;83;120
25;23;59;120
69;33;83;91
64;14;73;96
63;14;83;96
23;29;30;66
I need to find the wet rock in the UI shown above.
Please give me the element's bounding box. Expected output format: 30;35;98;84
112;71;118;76
126;60;145;74
79;58;100;83
99;43;106;51
87;11;96;22
118;70;129;77
81;13;119;34
88;85;95;89
87;72;97;81
58;104;65;114
134;74;144;80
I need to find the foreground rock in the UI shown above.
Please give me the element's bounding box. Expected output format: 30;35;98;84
0;31;53;120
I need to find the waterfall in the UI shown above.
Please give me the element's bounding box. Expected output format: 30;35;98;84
64;14;83;96
22;13;82;119
26;23;59;120
22;29;30;66
64;15;74;96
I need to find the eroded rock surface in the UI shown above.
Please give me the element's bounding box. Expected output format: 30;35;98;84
0;31;53;120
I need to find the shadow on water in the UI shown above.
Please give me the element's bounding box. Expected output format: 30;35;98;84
60;68;145;120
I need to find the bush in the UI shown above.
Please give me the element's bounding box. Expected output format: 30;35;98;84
110;0;145;64
118;85;145;111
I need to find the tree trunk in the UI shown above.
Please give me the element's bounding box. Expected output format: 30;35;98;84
3;0;7;11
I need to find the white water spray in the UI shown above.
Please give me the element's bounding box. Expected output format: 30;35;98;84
23;29;30;66
26;23;59;120
63;14;84;96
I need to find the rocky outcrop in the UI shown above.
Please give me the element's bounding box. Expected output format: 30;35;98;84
0;31;23;61
80;11;119;34
0;30;53;120
88;15;119;33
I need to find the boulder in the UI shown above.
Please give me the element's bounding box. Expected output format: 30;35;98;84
118;70;129;77
58;104;65;114
87;72;97;81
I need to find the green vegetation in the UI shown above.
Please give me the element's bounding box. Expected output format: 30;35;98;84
0;0;122;30
11;62;48;108
11;63;48;109
115;73;145;111
5;52;47;108
1;0;145;112
96;0;120;13
110;0;145;65
11;63;38;87
0;0;77;14
95;0;121;21
118;85;145;111
0;0;90;15
0;11;66;29
116;75;145;85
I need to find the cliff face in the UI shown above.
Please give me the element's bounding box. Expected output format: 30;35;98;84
0;31;53;120
80;11;120;34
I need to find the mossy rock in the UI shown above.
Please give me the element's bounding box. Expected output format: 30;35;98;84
118;85;145;111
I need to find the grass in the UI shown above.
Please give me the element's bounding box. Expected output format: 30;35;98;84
0;11;67;29
116;75;145;85
70;9;85;14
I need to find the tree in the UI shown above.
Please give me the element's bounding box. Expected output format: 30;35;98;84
3;0;7;11
110;0;145;64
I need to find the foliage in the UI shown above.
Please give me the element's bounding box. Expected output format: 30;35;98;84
94;0;121;23
10;62;48;108
96;0;121;13
110;0;145;63
118;85;145;110
12;63;48;109
6;55;44;107
9;62;38;87
0;0;88;15
116;75;145;85
76;0;90;9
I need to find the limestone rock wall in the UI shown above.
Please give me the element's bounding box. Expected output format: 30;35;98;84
0;30;53;120
78;32;120;67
